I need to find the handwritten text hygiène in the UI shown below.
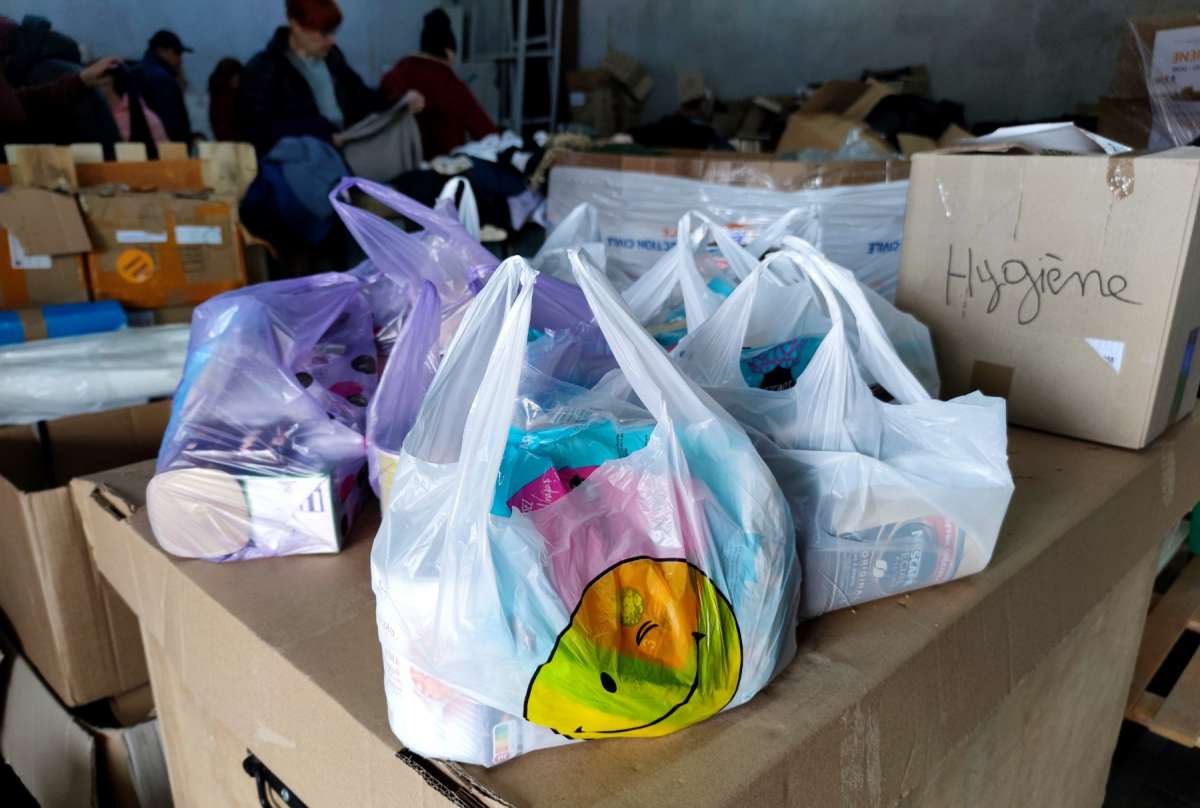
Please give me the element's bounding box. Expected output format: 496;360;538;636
944;245;1141;325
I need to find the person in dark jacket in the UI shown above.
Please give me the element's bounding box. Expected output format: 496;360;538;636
380;9;496;158
1;15;122;147
238;0;383;155
207;57;242;142
130;29;192;143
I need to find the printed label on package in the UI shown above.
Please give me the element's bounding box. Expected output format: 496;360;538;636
174;225;223;245
812;515;965;612
115;229;168;244
7;232;51;269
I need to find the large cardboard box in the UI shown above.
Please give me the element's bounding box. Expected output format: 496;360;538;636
0;187;92;306
0;642;172;808
897;147;1200;448
0;401;172;705
80;191;246;309
71;414;1200;807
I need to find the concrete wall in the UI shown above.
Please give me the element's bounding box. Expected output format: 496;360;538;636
4;0;436;137
578;0;1195;124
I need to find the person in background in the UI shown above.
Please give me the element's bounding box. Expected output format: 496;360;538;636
238;0;383;155
99;63;168;152
0;14;122;147
208;57;242;142
131;29;192;143
380;9;496;158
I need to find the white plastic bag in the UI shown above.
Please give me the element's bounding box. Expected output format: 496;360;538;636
436;176;481;241
674;240;1012;617
529;202;607;284
625;213;939;396
371;251;800;765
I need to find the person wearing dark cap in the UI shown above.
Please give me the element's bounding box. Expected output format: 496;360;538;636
238;0;384;155
131;29;193;142
380;8;497;158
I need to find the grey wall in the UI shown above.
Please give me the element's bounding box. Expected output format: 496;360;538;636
4;0;436;137
579;0;1196;125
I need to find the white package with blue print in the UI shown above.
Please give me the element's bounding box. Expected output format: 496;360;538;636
547;165;909;299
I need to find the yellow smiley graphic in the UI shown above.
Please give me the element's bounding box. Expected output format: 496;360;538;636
524;557;741;739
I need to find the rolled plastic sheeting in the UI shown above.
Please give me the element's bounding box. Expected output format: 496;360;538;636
0;325;189;424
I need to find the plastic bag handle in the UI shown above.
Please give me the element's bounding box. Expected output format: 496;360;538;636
443;258;537;529
743;208;818;260
684;211;760;281
535;202;597;258
569;249;712;424
330;176;458;237
781;237;930;404
367;281;441;459
620;211;739;328
437;177;481;241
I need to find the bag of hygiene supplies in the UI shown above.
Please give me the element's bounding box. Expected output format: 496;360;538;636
149;274;378;561
371;251;800;766
673;238;1012;617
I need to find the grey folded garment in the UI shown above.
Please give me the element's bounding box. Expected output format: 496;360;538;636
339;99;424;183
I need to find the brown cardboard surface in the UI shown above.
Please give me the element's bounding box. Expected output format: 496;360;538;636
897;148;1200;448
0;188;92;255
0;243;89;307
0;639;171;808
1111;13;1200;99
0;401;171;705
3;145;78;191
897;543;1156;808
72;413;1200;806
0;188;92;307
1098;96;1152;150
552;148;908;191
80;191;246;309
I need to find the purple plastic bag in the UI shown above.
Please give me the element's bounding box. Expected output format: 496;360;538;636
149;273;379;561
331;177;495;328
367;281;441;497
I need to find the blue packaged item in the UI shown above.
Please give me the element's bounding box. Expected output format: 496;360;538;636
0;301;127;346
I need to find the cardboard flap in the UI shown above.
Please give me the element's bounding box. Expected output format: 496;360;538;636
1;654;97;807
0;188;92;255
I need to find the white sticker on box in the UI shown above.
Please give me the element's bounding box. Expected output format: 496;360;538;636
6;232;52;269
1086;337;1124;373
116;230;168;244
174;225;223;246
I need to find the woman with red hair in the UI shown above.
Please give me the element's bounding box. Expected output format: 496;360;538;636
238;0;384;154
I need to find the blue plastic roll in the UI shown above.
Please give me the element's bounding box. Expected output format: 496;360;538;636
0;301;128;346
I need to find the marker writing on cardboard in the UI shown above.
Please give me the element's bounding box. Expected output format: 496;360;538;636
944;245;1141;325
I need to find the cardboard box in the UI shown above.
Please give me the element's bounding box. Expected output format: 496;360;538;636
566;70;642;136
80;191;246;310
70;413;1200;806
1111;13;1200;99
775;111;893;155
897;147;1200;448
0;643;171;808
601;49;653;102
0;401;172;705
0;187;93;307
1098;95;1153;150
